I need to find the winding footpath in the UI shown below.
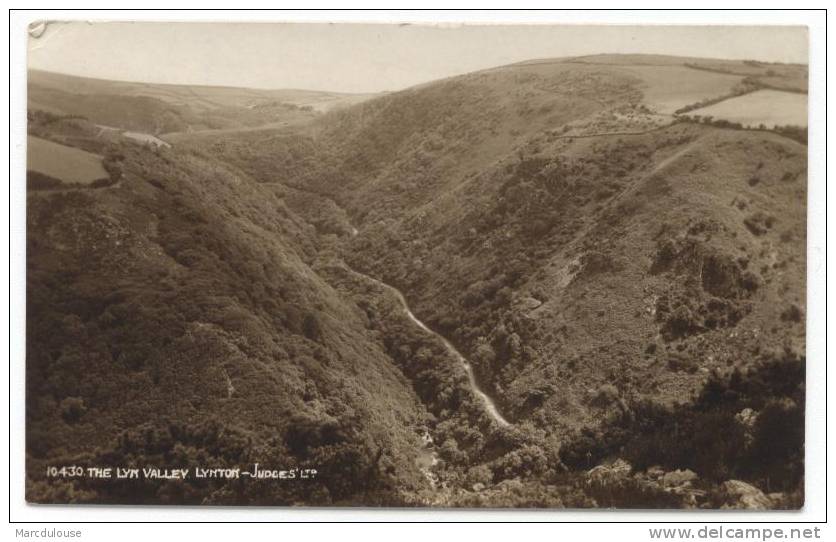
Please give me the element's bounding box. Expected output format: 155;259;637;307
396;292;511;427
346;241;510;427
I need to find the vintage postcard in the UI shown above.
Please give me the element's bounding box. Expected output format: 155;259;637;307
25;21;807;508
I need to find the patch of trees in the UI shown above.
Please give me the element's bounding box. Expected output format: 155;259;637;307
26;143;424;506
676;115;807;145
26;169;117;191
27;109;88;126
101;150;125;183
674;77;763;115
650;227;760;340
561;351;805;494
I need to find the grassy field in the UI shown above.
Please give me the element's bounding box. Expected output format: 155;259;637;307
27;135;109;185
622;65;743;114
688;89;807;128
566;54;807;112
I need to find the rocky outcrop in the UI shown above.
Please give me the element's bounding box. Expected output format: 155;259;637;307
585;459;706;508
718;480;773;510
587;458;633;483
661;469;698;488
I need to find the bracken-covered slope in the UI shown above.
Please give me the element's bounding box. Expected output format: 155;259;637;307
195;55;806;506
26;141;438;505
330;57;807;439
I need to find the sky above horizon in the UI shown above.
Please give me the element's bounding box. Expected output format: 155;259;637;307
27;22;808;94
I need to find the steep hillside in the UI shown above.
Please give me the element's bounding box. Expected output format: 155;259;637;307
346;123;806;424
26;139;438;505
196;55;806;505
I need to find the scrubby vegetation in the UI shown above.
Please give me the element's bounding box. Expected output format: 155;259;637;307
673;76;764;115
26;54;807;508
675;114;807;145
562;351;804;501
26;142;432;505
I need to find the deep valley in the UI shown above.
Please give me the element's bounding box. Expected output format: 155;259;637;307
25;53;807;509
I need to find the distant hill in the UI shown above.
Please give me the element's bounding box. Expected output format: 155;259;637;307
28;69;375;111
27;69;375;135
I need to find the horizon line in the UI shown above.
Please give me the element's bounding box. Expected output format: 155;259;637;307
28;51;808;96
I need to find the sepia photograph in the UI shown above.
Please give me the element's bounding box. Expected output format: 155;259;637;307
21;17;811;511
